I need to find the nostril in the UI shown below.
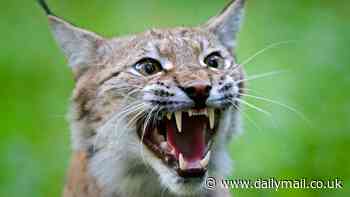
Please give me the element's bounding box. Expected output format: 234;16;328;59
183;87;196;97
182;85;212;108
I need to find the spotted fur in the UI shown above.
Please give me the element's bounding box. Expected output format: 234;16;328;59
39;0;246;196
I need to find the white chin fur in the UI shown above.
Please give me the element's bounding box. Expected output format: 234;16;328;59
146;149;206;196
71;108;240;197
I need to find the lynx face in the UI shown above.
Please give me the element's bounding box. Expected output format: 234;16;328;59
41;0;246;196
95;29;244;194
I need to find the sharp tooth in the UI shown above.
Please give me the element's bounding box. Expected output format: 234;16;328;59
175;111;182;132
200;151;211;168
179;153;187;170
167;113;172;120
188;110;193;117
160;142;168;150
208;108;215;130
160;142;172;153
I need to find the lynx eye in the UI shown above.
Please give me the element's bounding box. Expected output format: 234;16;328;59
204;52;225;68
133;58;162;76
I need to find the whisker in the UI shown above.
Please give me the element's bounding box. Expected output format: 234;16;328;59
120;89;142;102
235;98;271;116
239;40;298;66
228;100;262;132
110;104;147;147
93;102;145;150
140;106;158;172
239;93;311;124
116;103;146;121
239;87;264;95
236;70;288;83
126;109;147;128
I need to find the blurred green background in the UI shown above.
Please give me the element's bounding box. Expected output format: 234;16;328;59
0;0;349;196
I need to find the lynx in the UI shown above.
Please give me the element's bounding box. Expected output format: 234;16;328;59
38;0;246;196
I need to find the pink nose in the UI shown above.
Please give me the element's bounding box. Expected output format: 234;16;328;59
182;85;212;109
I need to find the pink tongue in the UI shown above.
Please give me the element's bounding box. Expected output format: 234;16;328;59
166;114;206;162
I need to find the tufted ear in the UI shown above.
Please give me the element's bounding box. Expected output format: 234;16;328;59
203;0;245;50
38;0;108;73
48;16;107;69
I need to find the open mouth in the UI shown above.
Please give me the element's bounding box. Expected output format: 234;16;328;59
137;108;221;178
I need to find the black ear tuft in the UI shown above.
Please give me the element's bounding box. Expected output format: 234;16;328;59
38;0;54;15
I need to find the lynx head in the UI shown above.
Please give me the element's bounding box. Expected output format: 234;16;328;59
40;0;245;196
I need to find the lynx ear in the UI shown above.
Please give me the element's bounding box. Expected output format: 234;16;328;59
38;0;107;71
48;16;106;69
204;0;245;50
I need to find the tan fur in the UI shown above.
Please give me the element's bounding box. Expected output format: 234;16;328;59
63;150;231;197
40;0;247;196
63;151;101;197
64;150;231;197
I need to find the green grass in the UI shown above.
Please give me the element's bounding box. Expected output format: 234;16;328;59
0;0;349;196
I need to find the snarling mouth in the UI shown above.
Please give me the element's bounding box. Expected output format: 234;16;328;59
137;108;221;178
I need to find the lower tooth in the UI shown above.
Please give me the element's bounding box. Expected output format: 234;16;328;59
200;151;211;168
160;142;168;149
208;108;215;130
167;113;172;120
188;110;193;117
179;153;187;170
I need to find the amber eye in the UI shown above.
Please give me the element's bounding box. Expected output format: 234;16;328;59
134;58;162;76
204;52;225;68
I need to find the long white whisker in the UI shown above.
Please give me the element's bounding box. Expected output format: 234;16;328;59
236;70;288;83
116;103;145;118
120;89;142;102
239;88;269;97
93;102;145;150
239;40;298;66
126;109;146;128
228;100;262;132
235;98;271;116
140;106;158;172
111;104;147;147
240;93;311;124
